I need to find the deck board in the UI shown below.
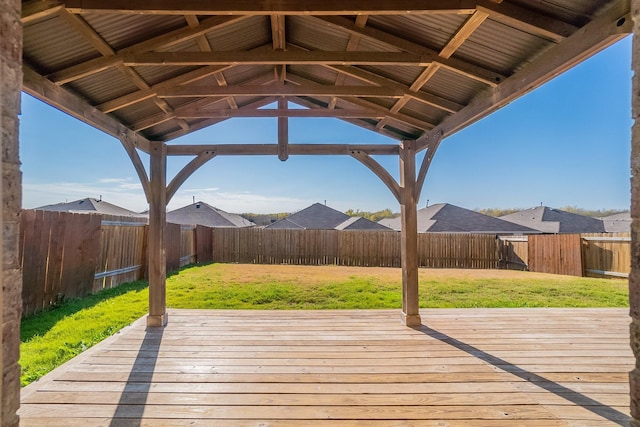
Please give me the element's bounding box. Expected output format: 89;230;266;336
20;308;633;426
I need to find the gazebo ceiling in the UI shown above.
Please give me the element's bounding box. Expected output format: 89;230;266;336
21;0;630;154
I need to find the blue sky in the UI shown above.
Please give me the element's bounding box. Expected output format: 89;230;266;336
20;36;632;214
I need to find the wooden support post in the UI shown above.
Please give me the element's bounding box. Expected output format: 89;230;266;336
399;141;421;327
148;141;168;327
277;97;289;161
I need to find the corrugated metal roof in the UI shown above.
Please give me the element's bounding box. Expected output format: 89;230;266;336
20;0;628;146
23;15;99;73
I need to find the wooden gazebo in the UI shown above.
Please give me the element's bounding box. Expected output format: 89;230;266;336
4;0;640;425
19;1;631;330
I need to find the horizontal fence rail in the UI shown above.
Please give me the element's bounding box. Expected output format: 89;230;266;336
19;208;630;316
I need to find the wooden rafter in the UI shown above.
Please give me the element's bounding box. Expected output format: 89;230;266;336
377;9;488;130
329;14;369;109
63;0;478;15
58;9;191;132
326;65;463;113
286;72;434;132
21;0;64;24
132;75;276;132
22;65;151;152
477;1;578;42
312;15;505;86
159;95;277;141
47;15;251;84
416;0;631;150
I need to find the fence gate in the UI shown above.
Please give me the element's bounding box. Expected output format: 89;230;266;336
528;234;582;276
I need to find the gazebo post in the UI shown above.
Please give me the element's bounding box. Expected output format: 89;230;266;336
399;140;421;327
147;141;168;327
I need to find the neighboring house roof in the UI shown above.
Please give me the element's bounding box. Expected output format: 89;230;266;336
266;203;349;230
166;201;254;228
334;217;393;231
499;206;605;233
36;198;141;217
378;203;537;234
601;212;631;233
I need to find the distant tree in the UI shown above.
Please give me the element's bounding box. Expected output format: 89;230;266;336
558;206;628;218
240;212;289;226
475;208;522;217
345;208;398;222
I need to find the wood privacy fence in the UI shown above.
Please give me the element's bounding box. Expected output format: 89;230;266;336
211;228;500;269
19;209;631;316
19;210;212;316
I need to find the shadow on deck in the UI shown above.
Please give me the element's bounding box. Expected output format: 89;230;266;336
20;308;632;426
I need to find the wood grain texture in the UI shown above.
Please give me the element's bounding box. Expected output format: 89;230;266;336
20;308;632;425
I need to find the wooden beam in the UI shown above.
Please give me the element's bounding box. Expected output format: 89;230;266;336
330;14;369;109
157;84;406;98
378;10;488;130
166;150;216;202
350;151;401;202
399;140;421;327
327;65;463;113
132;76;277;132
166;143;400;156
285;72;435;131
59;9;191;131
415;131;443;203
147;141;168;327
123;51;432;67
313;16;505;86
439;10;489;59
22;65;151;152
277;98;289;161
48;15;250;84
176;108;384;119
119;134;151;202
271;14;286;50
477;0;578;42
64;0;478;15
98;64;243;113
416;0;632;150
21;0;64;24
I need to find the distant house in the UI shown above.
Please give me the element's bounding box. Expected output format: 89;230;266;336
499;206;605;233
167;201;254;228
36;198;141;217
266;202;391;231
601;212;631;233
378;203;536;234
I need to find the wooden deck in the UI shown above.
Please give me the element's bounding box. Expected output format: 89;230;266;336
20;308;632;426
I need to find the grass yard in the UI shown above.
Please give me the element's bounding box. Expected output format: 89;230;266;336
20;263;628;386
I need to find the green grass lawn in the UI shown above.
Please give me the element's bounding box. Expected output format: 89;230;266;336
20;263;629;386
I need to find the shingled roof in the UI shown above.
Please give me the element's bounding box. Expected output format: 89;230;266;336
602;212;631;233
36;197;141;217
378;203;537;234
334;216;393;231
166;201;255;227
499;206;606;233
266;203;349;230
